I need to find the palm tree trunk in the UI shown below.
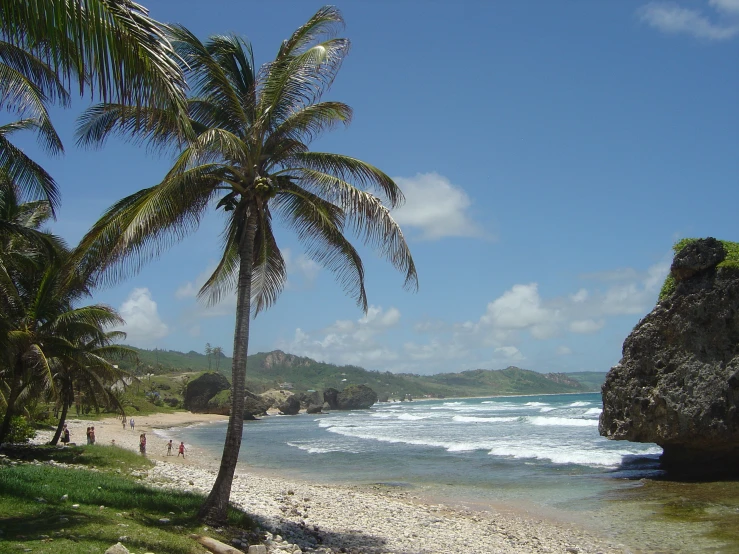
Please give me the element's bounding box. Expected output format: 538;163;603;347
50;399;70;445
198;210;257;524
0;374;22;445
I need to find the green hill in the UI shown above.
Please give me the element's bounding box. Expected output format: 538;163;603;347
116;347;606;399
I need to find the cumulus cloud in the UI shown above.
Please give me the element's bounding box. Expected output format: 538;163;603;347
275;257;670;374
638;2;739;40
480;283;560;339
569;319;605;334
391;172;486;240
117;288;169;344
277;305;403;367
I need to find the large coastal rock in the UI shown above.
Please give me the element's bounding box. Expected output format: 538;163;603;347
599;238;739;475
183;372;229;412
206;389;271;419
337;384;378;410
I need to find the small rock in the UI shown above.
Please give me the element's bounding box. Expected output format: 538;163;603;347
118;535;129;541
159;518;170;524
71;504;79;509
59;517;69;523
60;494;68;501
566;548;580;554
104;542;130;554
248;546;268;554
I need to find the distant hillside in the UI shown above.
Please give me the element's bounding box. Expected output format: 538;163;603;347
118;347;606;399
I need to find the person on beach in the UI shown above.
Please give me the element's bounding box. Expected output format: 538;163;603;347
122;418;126;430
86;426;92;445
130;417;135;431
61;424;70;446
90;426;95;444
139;432;146;455
167;440;173;455
178;442;185;458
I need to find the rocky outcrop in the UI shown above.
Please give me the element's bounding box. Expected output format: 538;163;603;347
244;391;271;419
277;396;301;415
599;238;739;475
261;350;311;369
183;372;229;412
260;389;294;408
323;388;339;410
336;384;378;410
205;389;271;419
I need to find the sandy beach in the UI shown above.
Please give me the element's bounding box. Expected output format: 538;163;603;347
36;413;633;554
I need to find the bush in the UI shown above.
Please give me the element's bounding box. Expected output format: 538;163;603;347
1;416;36;444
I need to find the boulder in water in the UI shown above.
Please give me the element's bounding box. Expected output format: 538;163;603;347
599;238;739;475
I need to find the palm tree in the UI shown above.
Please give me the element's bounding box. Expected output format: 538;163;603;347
49;329;135;445
0;0;186;119
74;6;417;523
205;342;213;370
212;346;223;371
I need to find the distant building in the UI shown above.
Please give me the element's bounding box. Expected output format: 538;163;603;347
279;382;294;390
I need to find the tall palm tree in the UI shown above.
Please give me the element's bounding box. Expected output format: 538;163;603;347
74;6;417;523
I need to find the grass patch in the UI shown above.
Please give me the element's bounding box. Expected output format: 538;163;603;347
658;238;739;301
0;446;258;554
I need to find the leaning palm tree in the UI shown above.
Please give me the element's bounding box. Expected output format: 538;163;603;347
74;6;417;523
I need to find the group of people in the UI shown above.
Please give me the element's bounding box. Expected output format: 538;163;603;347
58;419;187;459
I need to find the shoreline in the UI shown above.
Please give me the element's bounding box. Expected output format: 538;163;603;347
35;411;632;553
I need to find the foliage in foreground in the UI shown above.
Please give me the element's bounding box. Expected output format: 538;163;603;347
0;445;255;554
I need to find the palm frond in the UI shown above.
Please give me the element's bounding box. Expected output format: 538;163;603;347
0;0;187;114
0;121;60;213
75;165;222;286
272;182;368;311
250;207;286;314
289;151;404;207
288;169;418;291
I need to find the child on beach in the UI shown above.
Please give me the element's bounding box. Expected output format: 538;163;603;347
122;418;126;430
90;426;95;444
86;426;92;444
167;440;173;455
178;442;185;458
61;424;70;446
130;417;135;431
139;432;146;455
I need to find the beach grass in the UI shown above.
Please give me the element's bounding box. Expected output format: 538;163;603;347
0;445;257;554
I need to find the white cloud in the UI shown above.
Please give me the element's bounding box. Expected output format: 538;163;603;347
481;283;560;339
117;288;169;344
277;306;403;367
275;257;671;374
494;346;524;362
570;288;589;303
638;2;739;40
569;319;605;334
710;0;739;14
391;172;486;240
283;247;320;284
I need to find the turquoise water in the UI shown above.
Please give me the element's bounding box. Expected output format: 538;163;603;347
168;393;739;553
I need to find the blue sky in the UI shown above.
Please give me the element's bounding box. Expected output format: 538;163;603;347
18;0;739;375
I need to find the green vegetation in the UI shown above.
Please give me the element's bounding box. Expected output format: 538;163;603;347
122;347;605;399
659;238;739;301
0;445;255;554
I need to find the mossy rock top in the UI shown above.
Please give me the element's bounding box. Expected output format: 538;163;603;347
659;238;739;301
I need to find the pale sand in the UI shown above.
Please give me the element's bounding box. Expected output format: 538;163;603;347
37;412;632;553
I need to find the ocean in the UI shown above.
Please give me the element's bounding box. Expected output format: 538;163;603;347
168;392;739;553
